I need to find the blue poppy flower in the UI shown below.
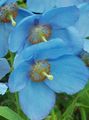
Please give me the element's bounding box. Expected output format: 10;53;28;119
9;6;83;55
9;39;89;120
0;0;32;57
0;58;10;95
27;0;89;13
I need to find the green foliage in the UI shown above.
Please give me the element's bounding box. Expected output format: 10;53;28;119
0;106;23;120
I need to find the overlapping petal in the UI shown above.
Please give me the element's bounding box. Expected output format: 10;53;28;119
9;15;39;52
19;81;56;120
40;6;79;28
27;0;89;13
44;55;89;94
51;26;83;54
0;58;10;79
0;8;31;57
9;62;30;92
75;3;89;38
13;38;73;68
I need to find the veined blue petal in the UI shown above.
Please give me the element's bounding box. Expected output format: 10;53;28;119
0;24;10;57
27;0;56;13
16;8;33;23
0;83;8;95
0;58;10;79
27;0;89;13
75;3;89;38
51;26;83;54
40;6;79;28
9;15;40;52
9;62;30;92
44;55;89;94
0;8;31;57
19;81;56;120
13;38;73;68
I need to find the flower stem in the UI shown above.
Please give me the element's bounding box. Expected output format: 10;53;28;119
15;93;20;115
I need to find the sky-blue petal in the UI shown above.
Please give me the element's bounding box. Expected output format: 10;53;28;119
27;0;89;13
40;6;79;28
19;81;56;120
75;3;89;38
0;8;31;57
15;8;33;23
44;55;89;94
9;15;39;52
0;83;8;95
0;24;10;57
13;38;73;68
0;58;10;79
8;62;30;93
51;26;83;54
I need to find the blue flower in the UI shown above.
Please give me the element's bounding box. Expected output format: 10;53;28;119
9;6;83;55
0;58;10;95
9;39;89;120
27;0;89;13
0;0;32;57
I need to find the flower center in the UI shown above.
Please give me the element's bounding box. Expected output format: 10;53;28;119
29;24;52;44
0;3;18;26
30;60;53;82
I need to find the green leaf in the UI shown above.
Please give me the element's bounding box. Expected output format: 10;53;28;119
0;106;23;120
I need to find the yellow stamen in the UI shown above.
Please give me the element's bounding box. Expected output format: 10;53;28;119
9;15;16;26
39;32;48;42
41;36;47;42
42;72;53;80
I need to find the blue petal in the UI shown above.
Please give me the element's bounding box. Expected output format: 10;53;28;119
84;39;89;53
44;55;89;94
9;15;40;52
8;62;30;92
0;83;8;95
0;58;10;79
0;0;7;6
0;24;10;57
40;6;79;28
75;3;89;38
13;38;73;68
6;0;17;4
56;0;85;7
51;26;83;54
27;0;56;13
27;0;88;13
0;8;31;57
19;81;56;120
15;8;33;23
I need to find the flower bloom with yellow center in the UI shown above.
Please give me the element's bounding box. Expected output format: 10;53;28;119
9;39;89;120
9;6;83;55
0;0;32;57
